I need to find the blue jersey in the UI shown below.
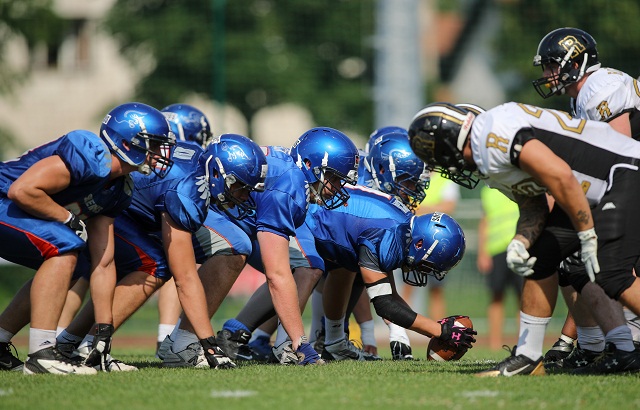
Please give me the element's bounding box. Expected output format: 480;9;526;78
0;130;132;218
233;146;309;239
122;141;209;233
0;131;132;269
110;141;210;280
305;185;412;272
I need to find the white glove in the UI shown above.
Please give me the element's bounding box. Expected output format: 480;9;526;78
506;239;537;277
577;228;600;282
64;211;88;242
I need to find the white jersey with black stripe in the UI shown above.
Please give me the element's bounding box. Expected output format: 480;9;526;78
572;68;640;122
470;102;640;205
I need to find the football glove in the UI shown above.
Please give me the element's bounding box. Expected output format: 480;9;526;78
83;323;113;371
577;228;600;282
64;211;87;241
295;339;324;365
438;316;476;349
200;336;236;369
506;239;536;277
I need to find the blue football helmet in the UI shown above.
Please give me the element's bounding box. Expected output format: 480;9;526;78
290;127;359;209
365;125;406;155
404;212;466;286
161;104;213;148
202;133;268;220
367;131;429;211
100;102;175;178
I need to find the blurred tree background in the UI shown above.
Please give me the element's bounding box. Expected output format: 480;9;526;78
2;0;640;332
0;0;66;155
495;0;640;109
104;0;375;137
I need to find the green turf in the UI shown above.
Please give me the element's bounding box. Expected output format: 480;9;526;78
1;348;639;410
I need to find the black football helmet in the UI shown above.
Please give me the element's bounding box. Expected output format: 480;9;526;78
532;27;600;99
408;102;479;189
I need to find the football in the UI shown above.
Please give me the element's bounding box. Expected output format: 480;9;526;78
426;316;473;361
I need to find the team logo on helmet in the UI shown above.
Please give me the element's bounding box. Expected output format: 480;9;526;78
558;36;585;58
222;142;250;161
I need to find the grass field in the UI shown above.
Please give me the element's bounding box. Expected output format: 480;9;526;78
4;264;635;410
1;346;639;410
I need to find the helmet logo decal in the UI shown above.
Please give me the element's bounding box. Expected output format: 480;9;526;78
223;143;250;161
558;36;585;58
430;212;443;222
422;239;439;261
195;174;210;200
119;109;148;133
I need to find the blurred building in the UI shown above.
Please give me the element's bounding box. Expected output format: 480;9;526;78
0;0;502;157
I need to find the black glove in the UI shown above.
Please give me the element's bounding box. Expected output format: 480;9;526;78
439;316;477;349
200;336;237;369
64;212;87;241
83;323;114;370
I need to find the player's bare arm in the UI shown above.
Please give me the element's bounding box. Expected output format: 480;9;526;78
161;212;214;340
7;155;72;222
86;215;117;325
512;192;548;248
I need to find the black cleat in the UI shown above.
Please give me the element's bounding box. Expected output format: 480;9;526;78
476;345;545;377
215;329;252;361
543;338;574;364
545;344;602;372
390;341;414;361
573;342;640;375
0;341;23;371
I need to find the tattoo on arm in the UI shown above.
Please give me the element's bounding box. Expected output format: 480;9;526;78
514;193;549;245
576;209;591;226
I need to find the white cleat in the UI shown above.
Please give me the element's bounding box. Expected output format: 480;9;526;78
23;347;97;375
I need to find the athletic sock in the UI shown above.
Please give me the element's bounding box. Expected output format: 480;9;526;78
515;312;550;361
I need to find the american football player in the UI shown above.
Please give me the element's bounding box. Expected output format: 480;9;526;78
0;102;174;374
533;27;640;370
409;102;640;375
56;134;266;371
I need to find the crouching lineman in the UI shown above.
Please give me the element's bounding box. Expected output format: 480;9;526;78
165;127;359;366
0;102;175;374
303;176;475;359
55;134;267;371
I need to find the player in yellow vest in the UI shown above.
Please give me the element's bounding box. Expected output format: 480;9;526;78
477;186;522;350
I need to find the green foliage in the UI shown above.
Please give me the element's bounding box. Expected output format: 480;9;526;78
496;0;640;109
103;0;374;135
0;0;66;152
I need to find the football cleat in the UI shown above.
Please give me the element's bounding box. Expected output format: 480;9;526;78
390;341;414;361
543;337;575;364
573;342;640;375
56;342;84;365
156;335;174;361
545;344;602;372
162;341;209;368
248;336;277;363
272;340;298;365
23;346;97;375
0;341;23;371
215;329;253;361
321;338;369;361
476;346;545;377
313;329;325;356
101;355;138;372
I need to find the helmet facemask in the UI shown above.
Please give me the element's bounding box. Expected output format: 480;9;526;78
532;28;601;99
307;155;357;210
410;107;479;189
209;155;266;220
